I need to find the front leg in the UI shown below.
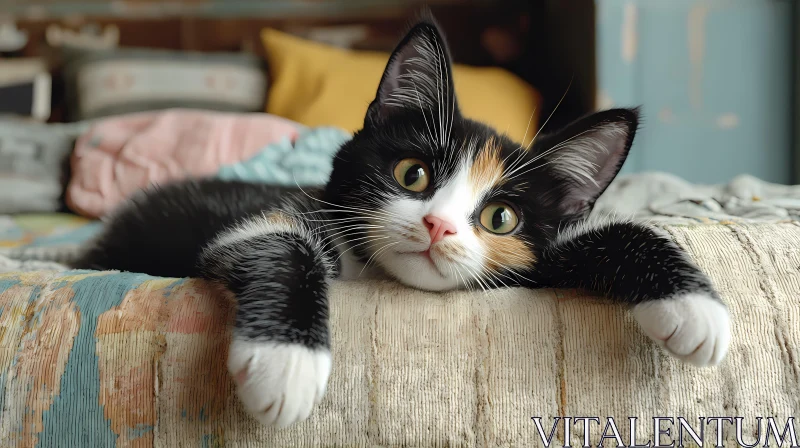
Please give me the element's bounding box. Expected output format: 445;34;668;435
535;220;731;366
199;216;336;427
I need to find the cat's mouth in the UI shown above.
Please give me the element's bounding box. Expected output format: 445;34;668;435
397;249;447;279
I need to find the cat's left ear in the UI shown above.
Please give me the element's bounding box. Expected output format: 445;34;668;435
537;108;639;216
365;18;459;126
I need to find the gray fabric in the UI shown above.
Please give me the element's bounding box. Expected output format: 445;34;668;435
594;171;800;224
0;120;88;213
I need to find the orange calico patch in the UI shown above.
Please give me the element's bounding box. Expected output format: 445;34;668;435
265;211;297;227
469;137;505;195
474;229;536;272
468;138;535;272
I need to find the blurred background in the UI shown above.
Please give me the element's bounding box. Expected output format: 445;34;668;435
0;0;796;229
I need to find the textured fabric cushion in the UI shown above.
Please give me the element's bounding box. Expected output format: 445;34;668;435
65;109;300;219
62;48;268;120
261;28;541;144
1;222;798;446
216;126;352;186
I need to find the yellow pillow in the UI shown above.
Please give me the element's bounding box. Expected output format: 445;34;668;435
261;28;540;144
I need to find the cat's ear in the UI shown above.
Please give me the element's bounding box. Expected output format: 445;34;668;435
538;108;639;215
365;19;459;125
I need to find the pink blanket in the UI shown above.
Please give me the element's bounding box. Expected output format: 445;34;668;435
66;109;300;218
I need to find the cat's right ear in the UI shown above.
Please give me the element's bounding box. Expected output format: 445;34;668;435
365;19;459;126
535;108;639;216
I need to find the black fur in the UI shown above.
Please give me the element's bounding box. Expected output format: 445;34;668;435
72;180;336;349
200;232;331;348
73;180;296;276
530;221;719;304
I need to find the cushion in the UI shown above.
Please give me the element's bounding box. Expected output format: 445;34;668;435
62;48;268;121
261;29;540;144
64;109;301;218
1;222;797;445
0;120;88;214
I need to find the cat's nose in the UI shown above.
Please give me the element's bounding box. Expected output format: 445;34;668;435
423;215;457;245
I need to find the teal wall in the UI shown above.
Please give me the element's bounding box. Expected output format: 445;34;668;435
597;0;793;184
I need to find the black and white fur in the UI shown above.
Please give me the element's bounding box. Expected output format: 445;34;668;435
67;18;730;427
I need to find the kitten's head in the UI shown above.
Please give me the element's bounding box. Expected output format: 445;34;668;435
325;18;638;291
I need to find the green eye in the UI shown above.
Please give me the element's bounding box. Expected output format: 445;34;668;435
393;158;430;192
479;203;519;234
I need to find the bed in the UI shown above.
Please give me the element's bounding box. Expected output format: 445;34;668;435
2;119;800;445
1;217;799;446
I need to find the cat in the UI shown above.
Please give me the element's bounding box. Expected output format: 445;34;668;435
69;18;730;427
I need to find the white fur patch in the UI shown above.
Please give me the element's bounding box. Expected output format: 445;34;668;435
228;339;332;427
376;162;487;291
632;293;731;367
553;213;641;247
209;213;301;249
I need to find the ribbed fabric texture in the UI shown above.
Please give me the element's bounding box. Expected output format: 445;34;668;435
0;222;798;446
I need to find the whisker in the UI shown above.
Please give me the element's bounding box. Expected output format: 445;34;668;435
472;266;496;293
305;218;391;231
453;266;472;292
500;106;539;170
327;234;389;260
478;253;533;278
297;207;400;225
317;224;383;241
527;78;573;151
331;238;388;265
413;84;438;146
482;266;517;290
295;209;393;221
359;241;400;277
291;182;403;221
517;106;538;149
467;248;535;285
433;38;455;147
504;127;595;180
461;263;488;293
503;80;573;176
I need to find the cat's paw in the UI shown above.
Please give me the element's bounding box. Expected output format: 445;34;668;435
631;293;731;367
227;339;331;427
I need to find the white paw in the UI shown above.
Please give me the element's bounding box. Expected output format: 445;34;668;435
227;339;331;427
632;293;731;367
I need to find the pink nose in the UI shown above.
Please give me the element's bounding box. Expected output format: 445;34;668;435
423;215;457;245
